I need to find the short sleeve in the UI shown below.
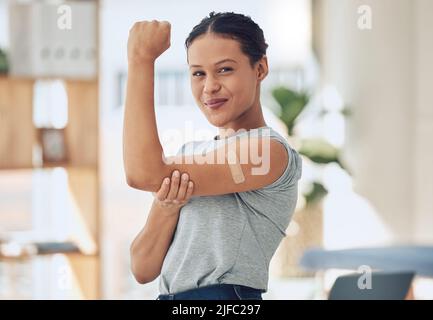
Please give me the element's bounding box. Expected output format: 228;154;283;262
261;137;303;191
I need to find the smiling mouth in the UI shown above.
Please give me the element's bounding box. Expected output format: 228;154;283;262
204;99;228;109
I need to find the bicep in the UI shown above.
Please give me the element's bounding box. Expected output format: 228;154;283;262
139;138;289;197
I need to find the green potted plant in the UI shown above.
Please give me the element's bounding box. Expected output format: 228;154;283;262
269;86;350;277
271;86;351;206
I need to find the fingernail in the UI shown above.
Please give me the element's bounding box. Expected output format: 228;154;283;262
173;170;179;177
182;173;188;180
188;181;193;187
164;178;170;184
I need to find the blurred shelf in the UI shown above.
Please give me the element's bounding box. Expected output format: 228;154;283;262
0;59;101;301
0;0;102;300
0;78;99;169
0;241;81;260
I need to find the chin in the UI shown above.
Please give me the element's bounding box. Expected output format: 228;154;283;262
207;118;226;128
202;113;227;127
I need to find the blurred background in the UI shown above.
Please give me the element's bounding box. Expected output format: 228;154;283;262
0;0;432;299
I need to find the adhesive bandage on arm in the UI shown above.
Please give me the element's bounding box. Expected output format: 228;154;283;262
226;149;245;184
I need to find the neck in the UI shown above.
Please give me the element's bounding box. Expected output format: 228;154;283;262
217;99;267;140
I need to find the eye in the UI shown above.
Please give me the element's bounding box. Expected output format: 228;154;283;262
192;71;204;77
219;67;233;73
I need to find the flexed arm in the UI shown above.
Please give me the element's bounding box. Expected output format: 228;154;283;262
123;21;289;197
123;20;171;188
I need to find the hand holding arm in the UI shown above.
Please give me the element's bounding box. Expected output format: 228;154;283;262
130;170;193;284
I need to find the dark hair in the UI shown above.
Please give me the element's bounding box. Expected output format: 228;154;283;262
185;11;268;67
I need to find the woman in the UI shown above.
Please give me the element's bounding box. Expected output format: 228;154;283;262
124;12;302;300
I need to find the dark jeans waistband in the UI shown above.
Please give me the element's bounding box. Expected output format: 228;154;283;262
157;283;263;300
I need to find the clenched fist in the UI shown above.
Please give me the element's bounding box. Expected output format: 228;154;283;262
127;20;171;64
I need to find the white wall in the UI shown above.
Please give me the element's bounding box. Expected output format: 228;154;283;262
317;0;433;243
413;0;433;244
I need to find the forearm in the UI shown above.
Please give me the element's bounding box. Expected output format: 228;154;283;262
130;200;180;283
123;60;164;186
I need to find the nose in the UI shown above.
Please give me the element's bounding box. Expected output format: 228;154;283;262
203;75;221;95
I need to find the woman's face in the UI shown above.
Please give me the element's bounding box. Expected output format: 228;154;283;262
187;33;266;128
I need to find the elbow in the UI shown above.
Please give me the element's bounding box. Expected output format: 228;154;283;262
130;259;158;285
126;175;143;189
125;174;159;192
131;269;157;285
124;168;146;189
130;246;159;284
125;163;165;191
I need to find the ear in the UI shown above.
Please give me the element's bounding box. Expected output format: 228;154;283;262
256;55;269;82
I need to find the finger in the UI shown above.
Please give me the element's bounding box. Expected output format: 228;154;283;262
183;181;194;201
166;170;180;200
154;177;170;201
176;173;189;201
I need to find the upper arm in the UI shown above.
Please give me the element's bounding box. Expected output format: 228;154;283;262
131;137;290;197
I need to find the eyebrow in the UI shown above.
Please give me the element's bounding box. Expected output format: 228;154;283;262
189;59;237;68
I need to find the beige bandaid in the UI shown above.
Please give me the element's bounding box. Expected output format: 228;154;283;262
227;149;245;184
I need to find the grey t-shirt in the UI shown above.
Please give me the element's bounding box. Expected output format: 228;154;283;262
159;126;302;294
